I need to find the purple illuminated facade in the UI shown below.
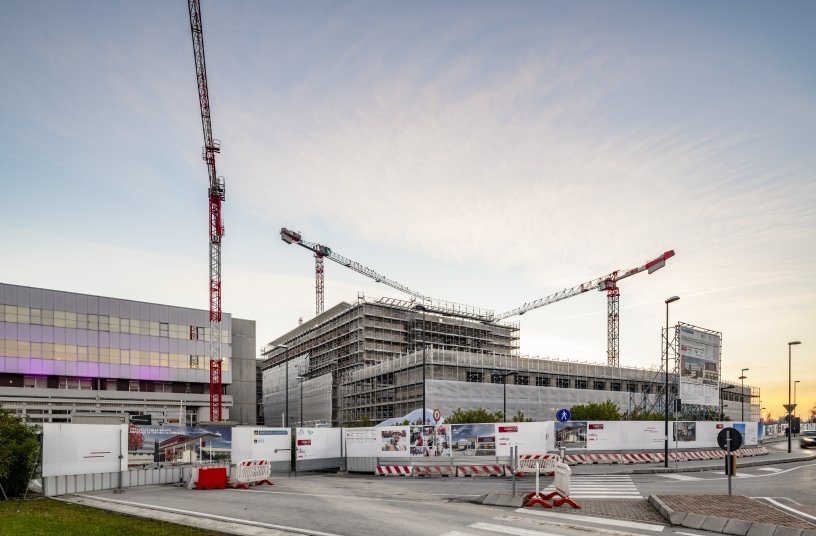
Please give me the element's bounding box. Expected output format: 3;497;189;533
0;283;256;425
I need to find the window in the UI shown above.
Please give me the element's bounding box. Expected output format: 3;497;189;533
154;383;173;393
627;383;637;393
515;375;529;386
593;380;606;390
465;371;483;383
491;374;504;384
575;379;587;389
642;384;651;394
160;323;169;337
536;376;550;387
611;381;622;392
556;377;570;389
190;355;200;369
129;380;140;392
23;376;47;389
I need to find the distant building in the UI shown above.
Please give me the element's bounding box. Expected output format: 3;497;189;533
0;283;255;425
261;296;760;425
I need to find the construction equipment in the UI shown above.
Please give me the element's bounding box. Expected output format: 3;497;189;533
280;227;494;322
188;0;225;421
495;250;675;367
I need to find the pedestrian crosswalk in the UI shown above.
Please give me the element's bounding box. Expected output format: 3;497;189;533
536;474;642;499
437;507;666;536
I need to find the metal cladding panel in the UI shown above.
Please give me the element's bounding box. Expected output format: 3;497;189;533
66;293;77;312
54;292;66;311
30;288;43;308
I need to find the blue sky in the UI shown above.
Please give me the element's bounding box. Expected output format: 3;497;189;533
1;1;814;414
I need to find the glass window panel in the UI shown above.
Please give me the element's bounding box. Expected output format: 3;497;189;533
55;310;65;319
150;352;160;366
31;343;42;358
54;317;66;327
42;343;54;359
6;306;17;314
66;312;76;321
121;349;129;365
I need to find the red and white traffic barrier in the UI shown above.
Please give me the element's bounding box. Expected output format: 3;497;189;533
376;465;412;476
413;466;455;477
232;459;274;489
457;465;508;477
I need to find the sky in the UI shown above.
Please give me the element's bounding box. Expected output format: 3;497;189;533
1;1;814;418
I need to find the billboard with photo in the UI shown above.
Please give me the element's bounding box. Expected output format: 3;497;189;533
554;421;587;449
409;425;451;457
378;426;410;456
451;423;497;456
678;324;721;406
129;425;232;465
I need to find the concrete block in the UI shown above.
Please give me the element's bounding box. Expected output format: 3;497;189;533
669;511;688;526
701;516;730;533
682;513;708;530
482;494;500;505
496;495;516;507
747;523;779;536
772;527;803;536
723;518;753;536
509;495;526;508
798;530;816;536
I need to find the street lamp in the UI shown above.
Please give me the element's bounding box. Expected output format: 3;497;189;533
413;304;428;424
739;368;749;422
664;296;679;468
269;344;290;426
720;385;734;420
491;369;518;421
296;372;305;426
788;341;801;453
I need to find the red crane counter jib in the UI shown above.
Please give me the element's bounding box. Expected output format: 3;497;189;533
189;0;224;421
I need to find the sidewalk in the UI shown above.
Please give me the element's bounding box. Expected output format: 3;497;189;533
650;495;816;535
568;448;815;476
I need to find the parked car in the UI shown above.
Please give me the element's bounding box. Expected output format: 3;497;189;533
800;430;816;449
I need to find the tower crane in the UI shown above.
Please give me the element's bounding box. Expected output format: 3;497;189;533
188;0;226;421
280;227;494;322
495;250;675;367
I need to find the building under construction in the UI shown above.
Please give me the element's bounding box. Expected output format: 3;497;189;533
260;296;760;426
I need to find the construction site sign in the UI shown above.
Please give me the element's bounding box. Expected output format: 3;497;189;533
677;324;721;407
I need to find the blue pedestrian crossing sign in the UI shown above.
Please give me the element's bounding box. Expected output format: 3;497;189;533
557;409;571;422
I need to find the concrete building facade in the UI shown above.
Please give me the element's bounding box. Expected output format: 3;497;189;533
0;283;255;425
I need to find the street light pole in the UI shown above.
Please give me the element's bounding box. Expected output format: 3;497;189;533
788;341;801;453
664;296;679;468
739;368;749;422
422;307;426;424
297;372;304;426
492;370;518;421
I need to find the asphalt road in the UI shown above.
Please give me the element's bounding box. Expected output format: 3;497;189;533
73;441;816;536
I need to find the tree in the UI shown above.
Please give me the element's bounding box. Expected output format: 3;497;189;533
0;406;40;498
569;400;621;420
344;415;374;428
444;408;503;424
511;411;533;422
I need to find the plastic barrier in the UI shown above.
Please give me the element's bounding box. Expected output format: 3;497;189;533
457;465;508;477
516;454;558;476
542;462;579;508
195;467;228;490
376;465;412;476
413;466;455;477
232;459;274;489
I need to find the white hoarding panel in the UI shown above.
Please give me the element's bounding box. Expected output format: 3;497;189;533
42;423;128;477
295;428;342;460
586;421;623;451
231;427;290;462
678;325;721;406
344;428;380;458
495;422;548;456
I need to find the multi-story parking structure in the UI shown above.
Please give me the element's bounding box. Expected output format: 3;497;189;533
0;283;256;425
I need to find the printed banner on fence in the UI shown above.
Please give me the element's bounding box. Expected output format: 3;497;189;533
129;425;232;465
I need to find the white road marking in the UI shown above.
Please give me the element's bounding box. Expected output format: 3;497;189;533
755;497;816;523
73;494;345;536
756;467;782;472
469;522;564;536
226;487;433;504
438;532;478;536
673;531;707;536
657;474;702;481
513;509;665;532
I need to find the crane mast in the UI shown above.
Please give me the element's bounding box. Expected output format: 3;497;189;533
188;0;225;421
495;250;675;366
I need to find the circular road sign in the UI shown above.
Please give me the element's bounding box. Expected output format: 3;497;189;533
432;408;441;422
717;427;743;451
556;409;571;422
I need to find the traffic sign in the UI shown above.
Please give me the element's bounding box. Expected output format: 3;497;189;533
556;409;571;422
783;403;797;414
717;427;742;451
432;408;441;423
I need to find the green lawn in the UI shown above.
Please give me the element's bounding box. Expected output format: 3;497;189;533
0;498;222;536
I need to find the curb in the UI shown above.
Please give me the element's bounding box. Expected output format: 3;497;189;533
647;495;816;536
633;455;815;474
477;493;526;508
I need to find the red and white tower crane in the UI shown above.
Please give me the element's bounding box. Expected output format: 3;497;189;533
495;250;675;367
188;0;226;421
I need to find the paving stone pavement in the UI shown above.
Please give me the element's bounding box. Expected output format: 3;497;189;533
553;499;666;523
657;495;816;530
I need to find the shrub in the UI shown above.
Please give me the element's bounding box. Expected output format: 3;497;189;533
0;406;40;498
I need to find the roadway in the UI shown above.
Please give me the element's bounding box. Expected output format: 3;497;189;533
68;441;816;536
